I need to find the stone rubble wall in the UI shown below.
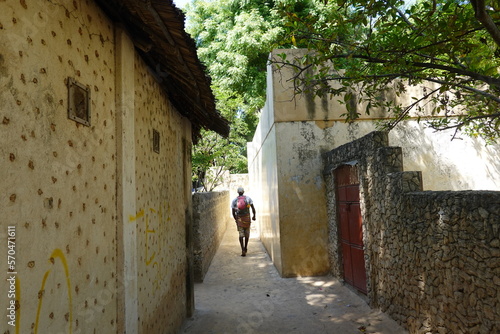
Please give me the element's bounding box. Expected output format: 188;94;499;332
324;131;500;333
192;191;231;282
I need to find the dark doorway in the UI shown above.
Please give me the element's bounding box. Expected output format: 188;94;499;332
335;164;367;294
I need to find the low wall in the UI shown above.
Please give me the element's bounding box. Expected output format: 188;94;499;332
324;132;500;333
388;190;500;333
192;191;231;282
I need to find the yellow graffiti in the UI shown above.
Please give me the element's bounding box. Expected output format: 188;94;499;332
133;203;171;291
34;271;50;333
129;209;144;222
34;248;73;334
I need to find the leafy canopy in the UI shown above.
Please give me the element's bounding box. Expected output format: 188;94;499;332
186;0;500;191
275;0;500;142
187;0;285;112
190;86;252;191
186;0;294;190
186;0;315;114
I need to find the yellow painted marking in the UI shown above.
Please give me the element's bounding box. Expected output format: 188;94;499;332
34;249;72;334
34;271;50;334
129;209;144;222
145;214;156;265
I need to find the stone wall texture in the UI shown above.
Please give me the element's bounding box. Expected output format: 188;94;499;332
250;49;500;280
324;131;500;334
193;191;231;282
229;173;250;194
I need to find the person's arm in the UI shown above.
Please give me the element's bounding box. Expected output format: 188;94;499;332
250;204;256;220
232;199;238;223
232;207;238;222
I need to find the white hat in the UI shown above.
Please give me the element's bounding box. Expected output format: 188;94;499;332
237;187;244;193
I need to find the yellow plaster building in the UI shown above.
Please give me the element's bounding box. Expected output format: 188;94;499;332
0;1;228;333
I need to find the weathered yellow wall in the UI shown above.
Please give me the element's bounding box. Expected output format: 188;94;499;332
133;55;192;334
271;49;386;123
271;49;435;124
249;49;500;278
275;122;330;277
388;122;500;190
0;1;117;333
1;1;195;333
251;124;282;273
271;49;500;192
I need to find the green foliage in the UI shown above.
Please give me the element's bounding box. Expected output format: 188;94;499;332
187;0;284;112
275;0;500;142
186;0;316;190
191;85;251;191
187;0;500;191
186;0;316;114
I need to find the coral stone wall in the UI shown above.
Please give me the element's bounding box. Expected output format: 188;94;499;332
388;191;500;333
324;132;500;333
133;55;193;334
0;1;117;333
192;191;231;282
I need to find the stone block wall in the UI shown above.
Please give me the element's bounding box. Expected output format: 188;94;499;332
192;191;231;282
324;131;500;333
212;172;249;195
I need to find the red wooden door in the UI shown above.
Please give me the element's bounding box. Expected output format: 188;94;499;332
335;164;367;294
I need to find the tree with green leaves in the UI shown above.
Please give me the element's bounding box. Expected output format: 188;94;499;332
186;0;284;112
191;87;251;192
275;0;500;142
186;0;291;191
187;0;500;190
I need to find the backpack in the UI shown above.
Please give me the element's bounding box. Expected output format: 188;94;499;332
237;196;249;215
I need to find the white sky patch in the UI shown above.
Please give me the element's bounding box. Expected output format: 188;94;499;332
172;0;191;9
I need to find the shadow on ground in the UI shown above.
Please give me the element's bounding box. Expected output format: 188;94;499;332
180;229;407;334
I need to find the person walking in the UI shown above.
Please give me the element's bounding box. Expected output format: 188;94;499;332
231;187;256;256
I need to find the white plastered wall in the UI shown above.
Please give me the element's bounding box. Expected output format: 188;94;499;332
248;49;500;277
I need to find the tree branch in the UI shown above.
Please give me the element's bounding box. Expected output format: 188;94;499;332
471;0;500;48
310;69;426;83
410;61;500;87
385;0;419;33
403;26;484;56
317;53;500;88
386;87;441;130
422;77;500;104
428;112;500;135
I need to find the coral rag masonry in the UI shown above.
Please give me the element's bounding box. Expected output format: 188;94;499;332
323;131;500;333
